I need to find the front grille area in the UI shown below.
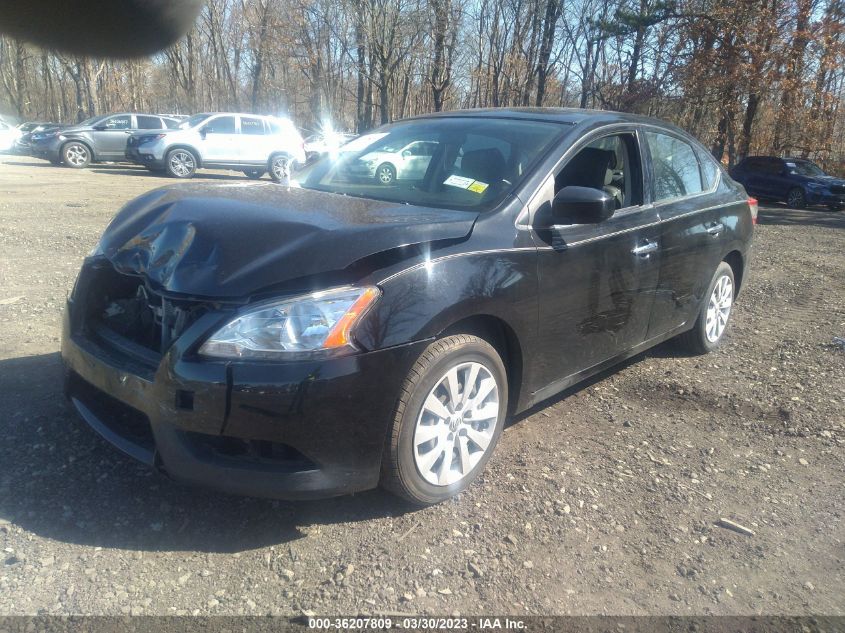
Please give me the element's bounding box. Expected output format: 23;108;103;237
183;432;317;472
80;263;214;362
830;185;845;195
68;371;155;452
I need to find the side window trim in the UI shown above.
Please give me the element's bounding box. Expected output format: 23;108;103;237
552;131;645;213
518;123;646;229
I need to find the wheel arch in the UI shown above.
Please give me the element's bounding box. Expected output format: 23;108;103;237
722;249;745;295
440;314;524;416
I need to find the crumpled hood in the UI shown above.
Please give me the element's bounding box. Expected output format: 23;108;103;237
97;183;477;298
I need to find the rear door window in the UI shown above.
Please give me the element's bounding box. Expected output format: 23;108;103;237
136;115;163;130
645;131;703;201
240;117;266;135
697;150;721;190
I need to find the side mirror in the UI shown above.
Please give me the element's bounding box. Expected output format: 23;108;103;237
545;186;616;226
401;149;412;158
199;127;208;138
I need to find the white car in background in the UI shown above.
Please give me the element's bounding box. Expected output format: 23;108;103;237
303;130;357;164
125;112;306;181
345;139;439;184
0;119;21;153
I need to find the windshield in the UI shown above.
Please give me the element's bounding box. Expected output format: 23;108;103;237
786;160;826;177
76;115;104;127
181;113;212;129
296;117;567;210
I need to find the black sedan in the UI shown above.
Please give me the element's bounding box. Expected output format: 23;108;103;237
61;108;755;505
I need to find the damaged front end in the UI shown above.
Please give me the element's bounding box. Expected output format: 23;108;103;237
61;256;426;499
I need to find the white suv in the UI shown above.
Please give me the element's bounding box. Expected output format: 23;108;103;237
125;112;306;181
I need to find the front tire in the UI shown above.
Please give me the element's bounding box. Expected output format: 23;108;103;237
165;149;197;178
375;163;396;185
677;261;735;354
269;155;291;183
62;142;91;168
786;187;806;209
381;335;508;505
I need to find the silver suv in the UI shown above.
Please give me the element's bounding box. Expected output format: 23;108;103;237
126;112;306;181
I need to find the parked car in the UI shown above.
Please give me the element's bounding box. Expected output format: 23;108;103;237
0;118;21;152
13;121;60;154
30;113;180;167
730;155;845;211
125;112;306;181
344;138;440;184
62;108;755;505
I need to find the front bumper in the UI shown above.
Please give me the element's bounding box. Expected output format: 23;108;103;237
61;290;427;500
806;189;845;206
30;137;62;162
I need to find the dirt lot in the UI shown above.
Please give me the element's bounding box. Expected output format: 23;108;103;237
0;154;843;617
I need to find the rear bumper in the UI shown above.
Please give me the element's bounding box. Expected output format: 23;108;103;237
125;146;165;169
62;298;427;500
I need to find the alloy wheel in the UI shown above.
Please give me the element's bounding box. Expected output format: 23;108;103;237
272;156;290;181
64;143;89;167
413;361;500;486
705;274;733;343
169;151;195;177
377;164;394;184
787;188;805;208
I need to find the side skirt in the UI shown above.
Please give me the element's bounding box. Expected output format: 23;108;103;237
526;321;690;409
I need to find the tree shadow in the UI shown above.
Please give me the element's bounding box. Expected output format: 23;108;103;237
0;353;416;554
758;204;845;230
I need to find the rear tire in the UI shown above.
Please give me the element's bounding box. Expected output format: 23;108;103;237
165;149;197;178
786;187;806;209
62;142;91;168
381;335;508;505
676;261;735;355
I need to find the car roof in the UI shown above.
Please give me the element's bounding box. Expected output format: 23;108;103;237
408;107;682;129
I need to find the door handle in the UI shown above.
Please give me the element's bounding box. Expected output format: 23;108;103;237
706;222;725;236
631;240;659;257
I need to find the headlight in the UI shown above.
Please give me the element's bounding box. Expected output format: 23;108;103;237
199;286;380;360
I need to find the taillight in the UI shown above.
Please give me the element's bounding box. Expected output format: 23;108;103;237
748;197;758;224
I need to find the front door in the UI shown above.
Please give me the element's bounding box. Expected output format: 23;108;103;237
199;115;239;163
531;131;662;389
94;114;133;159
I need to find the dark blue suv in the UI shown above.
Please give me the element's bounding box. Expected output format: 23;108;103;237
730;156;845;211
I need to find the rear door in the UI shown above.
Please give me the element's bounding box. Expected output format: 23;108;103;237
531;128;662;388
238;116;270;166
93;114;133;159
199;115;239;163
643;129;731;337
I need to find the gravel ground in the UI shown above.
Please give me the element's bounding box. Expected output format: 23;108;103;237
0;154;843;617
